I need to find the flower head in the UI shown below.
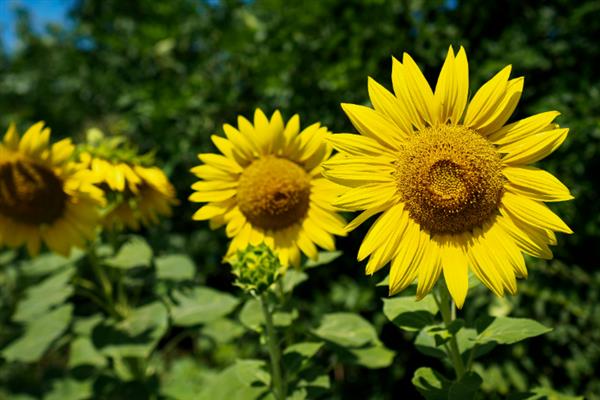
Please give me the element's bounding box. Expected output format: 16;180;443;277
190;109;346;267
0;122;104;255
78;129;178;231
323;47;573;308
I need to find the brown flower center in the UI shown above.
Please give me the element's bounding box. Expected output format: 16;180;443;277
0;159;67;225
237;156;311;230
395;125;504;234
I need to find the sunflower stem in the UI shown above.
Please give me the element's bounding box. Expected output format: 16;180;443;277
259;293;285;400
438;284;466;380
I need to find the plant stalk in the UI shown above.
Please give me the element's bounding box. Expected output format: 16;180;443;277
260;293;285;400
437;284;466;380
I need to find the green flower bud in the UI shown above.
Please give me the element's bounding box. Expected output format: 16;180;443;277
229;243;282;295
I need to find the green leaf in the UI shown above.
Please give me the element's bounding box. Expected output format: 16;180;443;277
68;336;107;368
104;237;153;269
155;254;196;281
20;251;83;277
95;302;168;359
414;325;446;359
411;367;451;400
72;315;104;336
239;298;298;331
283;342;324;374
169;287;239;327
13;267;74;322
345;345;395;369
202;318;245;344
382;294;438;331
0;250;17;265
161;357;211;400
197;359;270;400
508;387;584;400
304;251;341;268
448;372;483;400
475;317;552;345
281;269;308;293
312;312;379;348
2;304;73;362
44;378;93;400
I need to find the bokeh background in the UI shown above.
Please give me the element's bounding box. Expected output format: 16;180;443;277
0;0;599;398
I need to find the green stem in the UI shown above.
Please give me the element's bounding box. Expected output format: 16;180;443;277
260;294;285;400
87;243;125;319
437;285;466;380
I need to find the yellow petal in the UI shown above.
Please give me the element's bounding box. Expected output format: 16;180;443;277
189;189;237;203
503;166;573;202
463;65;512;129
415;236;442;300
477;77;524;136
488;111;560;145
496;213;553;259
297;229;318;260
358;203;405;261
301;218;335;251
501;191;572;234
341;103;406;149
192;201;234;220
499;128;569;165
223;123;257;160
388;221;425;295
3;122;19;149
190;165;238;181
434;46;469;125
327;133;392;157
365;206;410;275
345;205;387;232
334;182;397;211
438;234;470;309
367;77;413;135
401;53;439;125
197;153;243;173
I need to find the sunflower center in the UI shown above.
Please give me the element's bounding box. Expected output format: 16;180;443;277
395;124;504;234
237;156;311;230
0;159;67;225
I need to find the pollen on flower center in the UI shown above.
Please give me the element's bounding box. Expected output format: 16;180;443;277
237;156;311;230
395;124;504;234
0;159;67;225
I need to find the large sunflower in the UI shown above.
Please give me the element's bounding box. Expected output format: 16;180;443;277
323;47;572;308
0;122;104;256
79;152;178;231
190;109;346;267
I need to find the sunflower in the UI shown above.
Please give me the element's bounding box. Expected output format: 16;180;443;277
79;152;178;231
0;122;104;256
322;46;573;308
190;109;346;267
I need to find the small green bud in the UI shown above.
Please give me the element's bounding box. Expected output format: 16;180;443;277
229;243;282;295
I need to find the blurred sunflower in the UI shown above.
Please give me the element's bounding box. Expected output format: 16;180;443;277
0;122;104;256
79;131;178;231
323;46;573;308
190;109;346;267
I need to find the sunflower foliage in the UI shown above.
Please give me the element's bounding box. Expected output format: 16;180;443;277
0;243;395;400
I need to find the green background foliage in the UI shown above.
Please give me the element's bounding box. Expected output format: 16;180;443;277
0;0;599;398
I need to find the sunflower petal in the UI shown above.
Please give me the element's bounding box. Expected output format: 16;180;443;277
463;65;512;129
503;166;573;202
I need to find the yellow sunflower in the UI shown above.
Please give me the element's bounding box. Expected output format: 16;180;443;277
323;46;573;308
79;152;178;231
190;109;346;267
0;122;104;256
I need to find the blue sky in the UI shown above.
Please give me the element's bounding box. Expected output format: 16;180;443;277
0;0;74;51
